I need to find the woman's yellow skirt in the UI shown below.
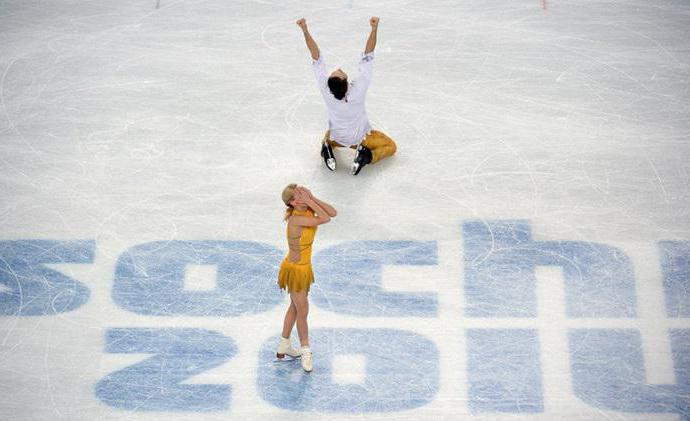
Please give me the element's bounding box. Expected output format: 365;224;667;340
277;259;314;293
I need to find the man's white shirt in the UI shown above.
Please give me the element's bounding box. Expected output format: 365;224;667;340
313;52;374;147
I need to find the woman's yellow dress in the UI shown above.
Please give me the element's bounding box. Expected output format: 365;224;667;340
278;209;318;293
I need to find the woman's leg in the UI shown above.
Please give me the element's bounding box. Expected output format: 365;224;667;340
281;301;297;339
290;291;310;347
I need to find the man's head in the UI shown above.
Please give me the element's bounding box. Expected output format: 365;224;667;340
327;69;348;100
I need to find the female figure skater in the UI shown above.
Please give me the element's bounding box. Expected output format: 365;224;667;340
276;184;337;372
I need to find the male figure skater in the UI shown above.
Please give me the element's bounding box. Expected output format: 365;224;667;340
296;17;397;175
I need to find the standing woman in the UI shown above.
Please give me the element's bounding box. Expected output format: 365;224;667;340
276;184;337;372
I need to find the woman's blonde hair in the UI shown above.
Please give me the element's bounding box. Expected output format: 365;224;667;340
282;183;298;221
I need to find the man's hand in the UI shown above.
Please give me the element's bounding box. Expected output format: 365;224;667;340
297;17;320;60
364;17;379;54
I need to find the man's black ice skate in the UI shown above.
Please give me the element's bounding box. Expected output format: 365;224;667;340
351;144;372;175
321;141;336;171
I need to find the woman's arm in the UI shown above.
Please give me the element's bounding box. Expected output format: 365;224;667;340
305;197;331;223
312;196;337;217
289;189;331;227
298;187;337;217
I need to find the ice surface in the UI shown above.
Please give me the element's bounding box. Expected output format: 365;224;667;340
1;0;689;419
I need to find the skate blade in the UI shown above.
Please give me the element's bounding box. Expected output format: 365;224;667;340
276;353;301;360
326;158;336;171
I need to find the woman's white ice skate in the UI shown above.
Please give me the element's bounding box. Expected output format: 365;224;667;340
276;337;301;359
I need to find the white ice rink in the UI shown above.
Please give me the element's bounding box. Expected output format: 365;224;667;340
1;0;689;419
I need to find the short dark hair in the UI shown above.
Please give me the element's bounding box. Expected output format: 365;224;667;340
327;76;348;100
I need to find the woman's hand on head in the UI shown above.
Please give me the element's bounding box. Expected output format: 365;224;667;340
297;186;313;199
293;188;308;203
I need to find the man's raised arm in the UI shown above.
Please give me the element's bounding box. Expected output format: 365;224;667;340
364;17;379;54
296;18;320;60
